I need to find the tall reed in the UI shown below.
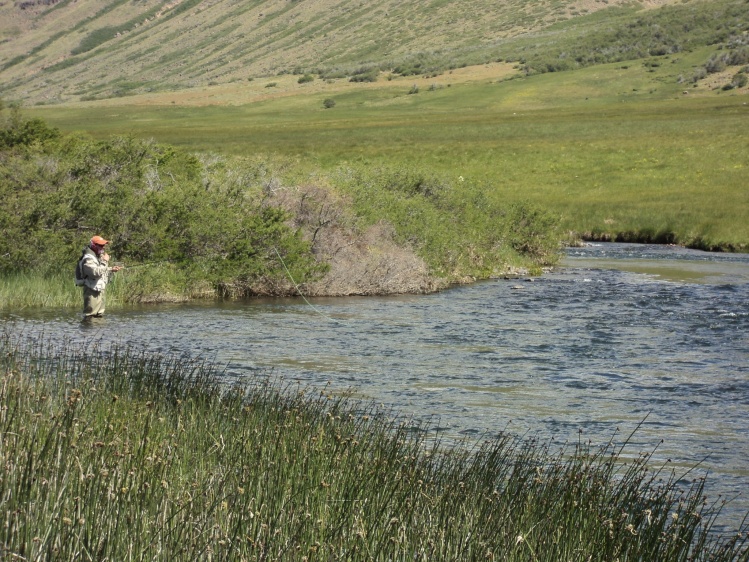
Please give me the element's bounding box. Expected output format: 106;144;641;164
1;331;747;561
0;272;81;310
0;264;214;310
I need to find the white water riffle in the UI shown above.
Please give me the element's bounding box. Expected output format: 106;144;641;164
5;243;749;532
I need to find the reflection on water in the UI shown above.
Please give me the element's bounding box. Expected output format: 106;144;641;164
4;243;749;531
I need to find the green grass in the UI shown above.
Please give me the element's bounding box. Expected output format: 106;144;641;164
0;271;136;311
31;55;749;250
0;272;81;310
0;265;214;311
1;332;747;561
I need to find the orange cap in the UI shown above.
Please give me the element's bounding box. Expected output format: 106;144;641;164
90;235;109;246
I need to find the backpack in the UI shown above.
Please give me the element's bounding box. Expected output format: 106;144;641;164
75;253;87;286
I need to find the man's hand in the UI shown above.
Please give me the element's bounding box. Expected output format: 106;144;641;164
102;252;110;262
111;265;123;272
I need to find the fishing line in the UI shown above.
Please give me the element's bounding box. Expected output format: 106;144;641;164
273;247;342;324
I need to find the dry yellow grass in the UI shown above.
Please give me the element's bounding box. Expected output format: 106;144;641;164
72;62;519;108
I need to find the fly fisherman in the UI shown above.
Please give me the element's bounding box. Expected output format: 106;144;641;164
76;235;123;320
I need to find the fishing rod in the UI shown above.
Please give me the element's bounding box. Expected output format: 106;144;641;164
273;247;342;324
112;260;178;270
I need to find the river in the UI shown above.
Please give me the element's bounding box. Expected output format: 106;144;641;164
4;243;749;532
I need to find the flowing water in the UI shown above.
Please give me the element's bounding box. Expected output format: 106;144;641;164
4;243;749;531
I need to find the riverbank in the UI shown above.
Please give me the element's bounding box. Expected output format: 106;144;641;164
2;331;747;561
580;232;748;253
1;111;561;309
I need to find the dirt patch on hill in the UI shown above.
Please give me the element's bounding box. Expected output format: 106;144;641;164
691;66;749;94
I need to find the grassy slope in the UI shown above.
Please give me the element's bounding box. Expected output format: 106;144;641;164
0;0;676;104
29;47;749;250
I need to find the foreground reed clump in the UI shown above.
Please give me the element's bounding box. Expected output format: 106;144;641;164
1;332;747;561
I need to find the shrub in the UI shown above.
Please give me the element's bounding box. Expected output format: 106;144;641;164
297;74;314;84
705;54;727;74
731;71;748;88
318;68;349;80
333;165;562;280
323;98;336;109
41;56;81;73
690;67;708;83
0;126;322;297
71;26;118;55
0;104;60;148
348;69;378;83
726;46;749;66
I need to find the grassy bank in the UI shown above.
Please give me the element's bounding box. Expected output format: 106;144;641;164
1;105;562;309
0;265;213;311
1;332;748;560
0;273;81;310
30;53;749;252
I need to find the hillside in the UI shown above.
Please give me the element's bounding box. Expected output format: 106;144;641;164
0;0;692;105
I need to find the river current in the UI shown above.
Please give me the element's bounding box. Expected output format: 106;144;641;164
4;243;749;531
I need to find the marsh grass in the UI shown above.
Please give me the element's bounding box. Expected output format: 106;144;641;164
0;264;215;310
0;272;81;310
1;332;747;561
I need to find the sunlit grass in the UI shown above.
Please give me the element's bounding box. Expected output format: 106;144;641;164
0;271;134;311
1;332;747;560
0;272;81;310
30;54;749;251
0;264;214;310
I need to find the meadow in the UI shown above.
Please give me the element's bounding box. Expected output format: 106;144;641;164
2;330;748;561
31;50;749;251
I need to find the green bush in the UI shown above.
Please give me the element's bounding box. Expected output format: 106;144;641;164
71;26;118;55
333;165;561;279
0;54;27;72
0;112;322;298
705;54;727;74
0;104;60;148
323;98;336;109
41;55;82;73
348;67;379;82
298;74;315;84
